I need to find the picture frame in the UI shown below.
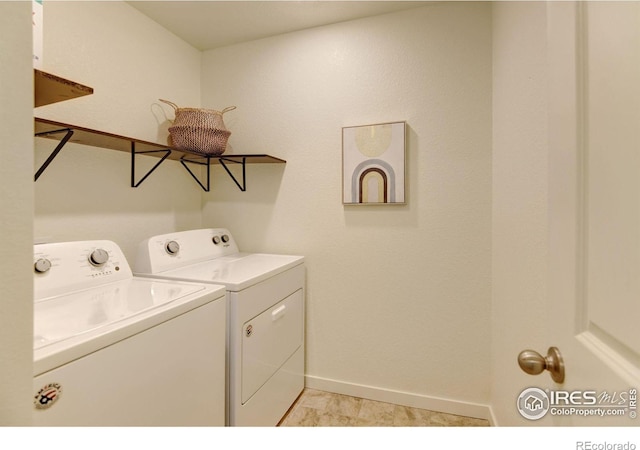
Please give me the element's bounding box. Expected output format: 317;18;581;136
342;121;406;205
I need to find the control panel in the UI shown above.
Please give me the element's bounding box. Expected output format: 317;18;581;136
135;228;240;274
34;240;133;301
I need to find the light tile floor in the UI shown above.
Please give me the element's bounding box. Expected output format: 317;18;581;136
278;388;490;427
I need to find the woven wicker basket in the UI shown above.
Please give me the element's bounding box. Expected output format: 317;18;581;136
160;99;236;156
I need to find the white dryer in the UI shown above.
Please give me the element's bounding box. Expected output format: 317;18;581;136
33;240;227;426
135;228;305;426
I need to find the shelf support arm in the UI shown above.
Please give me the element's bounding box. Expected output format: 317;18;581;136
180;155;211;192
130;142;171;188
34;128;74;181
219;157;247;192
178;154;257;192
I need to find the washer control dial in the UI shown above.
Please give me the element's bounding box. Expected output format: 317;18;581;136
34;258;52;274
212;236;221;245
89;248;109;267
165;240;180;255
221;234;230;243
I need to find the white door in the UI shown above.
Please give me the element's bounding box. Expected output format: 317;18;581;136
526;2;640;426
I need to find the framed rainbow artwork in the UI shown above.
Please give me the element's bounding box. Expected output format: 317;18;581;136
342;121;406;205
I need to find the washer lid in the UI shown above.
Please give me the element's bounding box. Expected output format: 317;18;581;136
33;277;226;375
155;253;304;291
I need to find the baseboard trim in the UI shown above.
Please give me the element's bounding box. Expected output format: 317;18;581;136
488;406;499;426
305;375;492;422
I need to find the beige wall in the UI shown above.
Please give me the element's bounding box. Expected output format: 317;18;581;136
201;2;493;415
34;1;204;261
491;2;550;425
0;1;36;425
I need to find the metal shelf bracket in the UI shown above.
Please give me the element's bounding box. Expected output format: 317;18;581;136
180;154;211;192
219;157;247;192
130;142;172;188
179;155;249;192
34;127;74;181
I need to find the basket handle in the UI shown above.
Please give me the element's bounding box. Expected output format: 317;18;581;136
159;99;179;112
160;100;236;116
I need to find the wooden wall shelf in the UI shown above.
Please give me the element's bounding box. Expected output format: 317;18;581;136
33;70;285;191
34;69;94;107
34;117;285;191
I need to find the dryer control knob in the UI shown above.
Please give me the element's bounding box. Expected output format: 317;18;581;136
34;258;52;274
165;240;180;255
221;234;230;243
212;236;221;245
89;248;109;266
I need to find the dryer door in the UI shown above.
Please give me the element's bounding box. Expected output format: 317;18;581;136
241;289;303;404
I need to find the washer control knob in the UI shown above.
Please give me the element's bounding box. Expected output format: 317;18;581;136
212;236;221;245
165;240;180;255
89;249;109;267
221;234;230;243
34;258;52;274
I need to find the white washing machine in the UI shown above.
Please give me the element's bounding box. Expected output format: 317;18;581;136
33;240;227;426
134;228;305;426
